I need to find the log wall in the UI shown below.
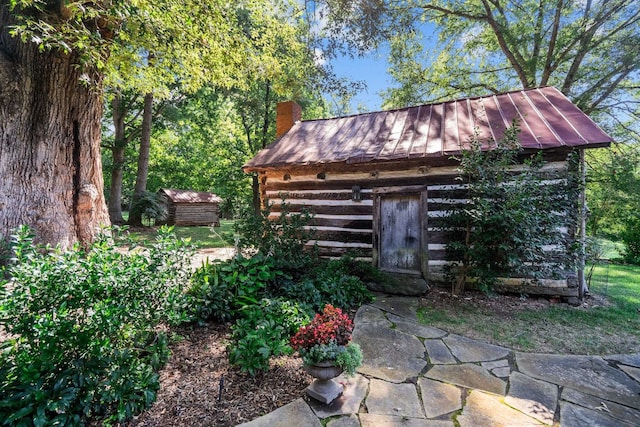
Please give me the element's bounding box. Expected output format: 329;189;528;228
165;202;220;226
259;154;580;296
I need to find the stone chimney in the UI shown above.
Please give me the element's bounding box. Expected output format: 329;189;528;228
276;101;302;138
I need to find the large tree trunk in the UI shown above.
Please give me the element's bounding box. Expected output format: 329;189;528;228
127;92;154;227
108;94;126;224
0;7;110;248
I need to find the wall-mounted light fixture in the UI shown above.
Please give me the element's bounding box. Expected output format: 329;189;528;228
352;185;362;202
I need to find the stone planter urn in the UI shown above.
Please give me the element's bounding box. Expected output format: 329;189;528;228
303;361;344;404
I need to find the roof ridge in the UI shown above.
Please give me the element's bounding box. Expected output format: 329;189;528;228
303;87;557;123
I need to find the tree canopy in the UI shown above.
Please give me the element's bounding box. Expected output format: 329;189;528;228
320;0;639;126
1;0;329;245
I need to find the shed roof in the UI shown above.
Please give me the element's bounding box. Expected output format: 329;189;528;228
159;189;223;204
244;87;612;171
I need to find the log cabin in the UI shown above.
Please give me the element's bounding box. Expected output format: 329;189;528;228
157;188;222;227
243;88;613;297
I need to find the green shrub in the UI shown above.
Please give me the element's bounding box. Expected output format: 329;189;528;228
621;216;640;265
443;125;579;294
227;298;310;375
188;260;233;323
189;255;290;323
335;343;363;377
315;271;373;311
328;254;394;286
273;258;374;312
234;200;318;274
0;226;193;425
129;191;168;226
219;254;288;308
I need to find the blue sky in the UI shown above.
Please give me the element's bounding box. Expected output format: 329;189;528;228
327;23;438;114
329;49;391;113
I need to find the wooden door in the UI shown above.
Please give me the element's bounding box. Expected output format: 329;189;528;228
378;193;422;274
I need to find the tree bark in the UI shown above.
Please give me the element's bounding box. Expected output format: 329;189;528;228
0;6;110;248
108;94;126;224
128;92;154;226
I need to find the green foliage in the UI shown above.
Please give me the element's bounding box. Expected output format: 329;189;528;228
300;341;362;377
0;226;193;425
621;215;640;265
444;124;579;294
329;0;640;122
227;298;310;375
188;204;373;375
313;265;374;310
188;254;290;323
220;255;289;308
335;343;363;377
586;144;640;240
234;201;318;272
274;259;374;313
142;91;255;217
129;191;168;226
188;260;233;323
319;255;392;293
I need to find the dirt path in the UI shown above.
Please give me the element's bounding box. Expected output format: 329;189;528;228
190;247;236;269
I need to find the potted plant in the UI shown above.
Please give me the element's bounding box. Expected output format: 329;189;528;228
290;304;363;403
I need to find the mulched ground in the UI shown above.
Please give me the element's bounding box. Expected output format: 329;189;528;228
420;288;613;317
127;323;312;427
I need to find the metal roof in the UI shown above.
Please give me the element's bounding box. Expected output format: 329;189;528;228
244;87;612;171
159;189;223;204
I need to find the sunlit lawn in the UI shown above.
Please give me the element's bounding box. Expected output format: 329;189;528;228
117;219;236;249
418;262;640;355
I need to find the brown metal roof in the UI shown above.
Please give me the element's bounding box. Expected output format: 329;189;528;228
159;189;223;204
244;87;612;171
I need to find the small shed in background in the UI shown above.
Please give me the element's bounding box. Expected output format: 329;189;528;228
157;189;223;226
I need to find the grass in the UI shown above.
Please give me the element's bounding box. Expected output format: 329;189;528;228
118;220;236;249
417;263;640;355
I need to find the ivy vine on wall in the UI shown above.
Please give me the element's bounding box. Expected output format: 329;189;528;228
443;121;581;294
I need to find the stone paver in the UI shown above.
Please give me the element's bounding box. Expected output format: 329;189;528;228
371;296;419;320
418;378;461;419
443;334;511;362
561;387;640;426
366;379;424;418
424;339;457;364
359;414;453;427
481;359;509;370
457;390;543;426
309;374;369;418
238;300;640;427
236;398;321;427
619;364;640;383
492;367;511;378
426;363;507;395
353;322;427;383
353;305;391;327
604;353;640;368
327;414;360;427
516;353;640;410
559;401;636;427
505;372;557;424
482;359;511;378
389;316;447;339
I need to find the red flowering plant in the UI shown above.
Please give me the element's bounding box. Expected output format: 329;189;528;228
290;304;362;376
